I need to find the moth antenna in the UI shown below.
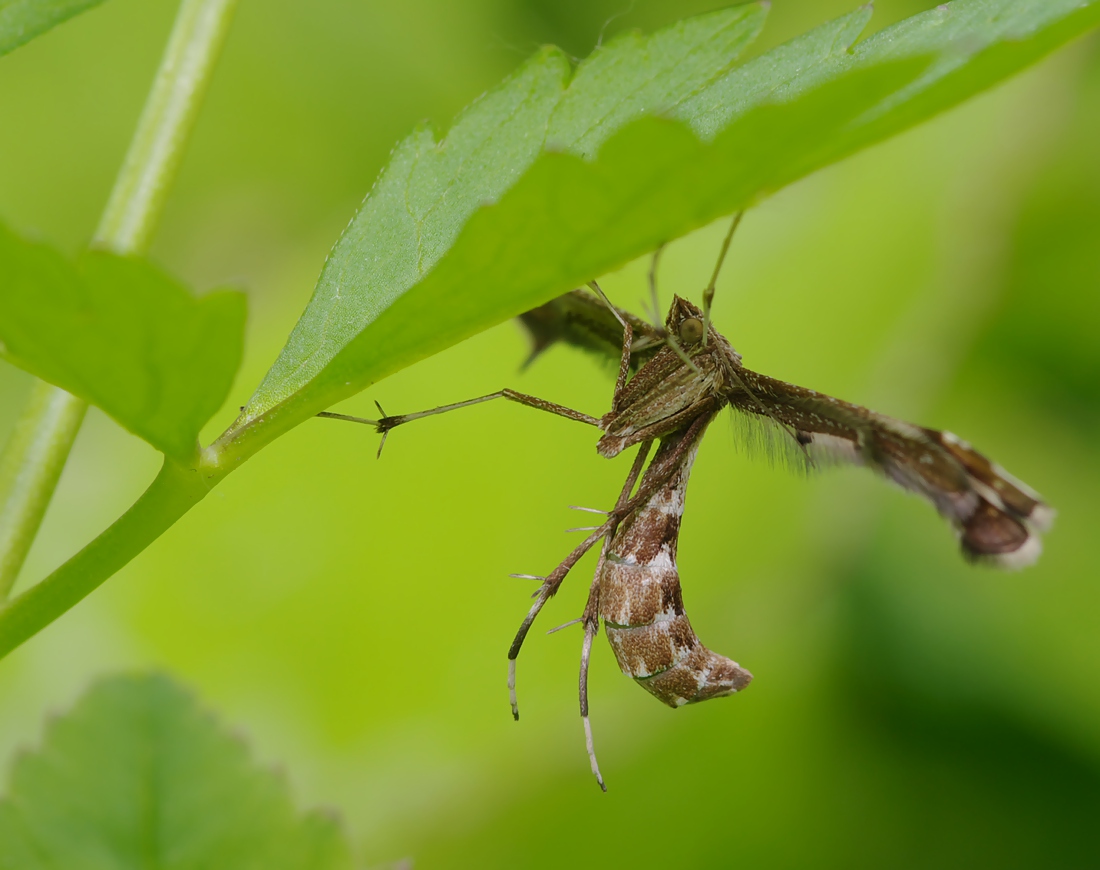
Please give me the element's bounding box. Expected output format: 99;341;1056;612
647;243;666;331
702;211;743;348
547;617;583;634
569;505;609;514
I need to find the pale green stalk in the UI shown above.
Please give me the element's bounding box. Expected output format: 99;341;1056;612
95;0;238;253
0;383;87;597
0;0;238;604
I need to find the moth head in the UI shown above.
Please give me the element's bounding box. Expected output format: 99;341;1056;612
665;295;705;335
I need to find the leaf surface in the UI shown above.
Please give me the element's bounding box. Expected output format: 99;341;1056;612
0;674;352;870
0;0;105;59
226;0;1100;450
0;223;246;463
238;4;768;421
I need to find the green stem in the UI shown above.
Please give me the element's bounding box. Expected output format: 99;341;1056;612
0;383;88;599
0;0;238;635
0;460;215;659
95;0;239;252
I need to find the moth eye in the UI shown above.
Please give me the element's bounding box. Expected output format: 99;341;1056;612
679;317;704;344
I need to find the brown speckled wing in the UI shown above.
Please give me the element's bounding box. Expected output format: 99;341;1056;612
726;369;1053;568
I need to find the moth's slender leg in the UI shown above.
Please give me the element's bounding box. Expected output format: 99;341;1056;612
702;210;743;348
646;244;666;330
547;616;584;634
663;334;701;375
617;414;711;516
508;441;653;721
576;441;650;790
316;411;378;424
586;281;633;410
382;390;601;431
320;390;601;443
507;521;610;720
579;546;609;792
510;428;684;721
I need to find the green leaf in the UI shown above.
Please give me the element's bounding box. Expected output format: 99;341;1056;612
675;4;875;139
0;674;353;870
223;0;1100;454
545;5;767;156
0;0;106;59
0;222;246;463
236;3;767;424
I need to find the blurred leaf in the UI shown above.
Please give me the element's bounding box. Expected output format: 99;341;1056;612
228;0;1100;448
0;0;105;59
976;42;1100;421
0;222;246;463
0;673;353;870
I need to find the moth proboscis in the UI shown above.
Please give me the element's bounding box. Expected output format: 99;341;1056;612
319;214;1053;791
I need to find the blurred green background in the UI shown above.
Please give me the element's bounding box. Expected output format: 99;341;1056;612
2;1;1098;866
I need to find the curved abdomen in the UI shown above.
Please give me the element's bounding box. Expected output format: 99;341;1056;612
599;423;752;707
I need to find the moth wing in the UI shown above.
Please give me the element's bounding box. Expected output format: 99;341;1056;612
517;289;665;372
726;369;1051;568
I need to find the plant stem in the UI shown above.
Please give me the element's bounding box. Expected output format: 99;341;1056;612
0;0;238;622
0;460;215;659
0;383;88;599
96;0;239;252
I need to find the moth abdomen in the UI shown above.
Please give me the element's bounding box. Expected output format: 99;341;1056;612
600;558;753;707
604;608;753;708
598;421;752;709
637;645;753;708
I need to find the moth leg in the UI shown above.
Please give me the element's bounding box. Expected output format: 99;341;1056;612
702;210;743;348
586;281;634;411
579;546;609;792
319;390;601;455
646;244;666;330
576;441;656;789
662;333;701;375
507;441;652;722
508;428;692;720
507;521;613;720
613;415;710;517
